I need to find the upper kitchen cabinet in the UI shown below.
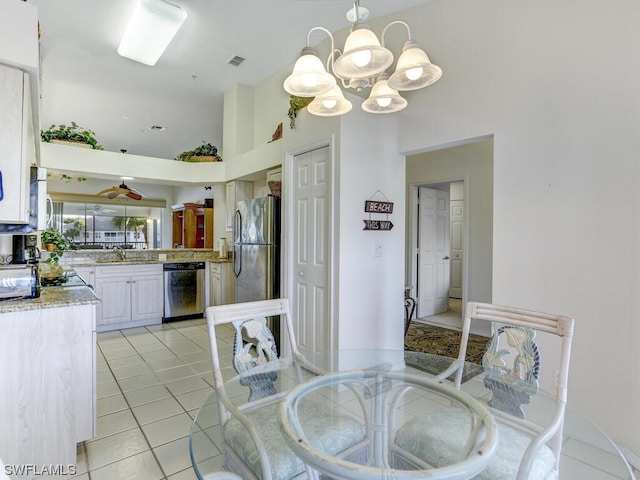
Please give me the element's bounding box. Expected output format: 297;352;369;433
0;1;40;225
225;180;253;231
0;64;31;224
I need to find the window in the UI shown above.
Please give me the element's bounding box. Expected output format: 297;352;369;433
50;202;164;249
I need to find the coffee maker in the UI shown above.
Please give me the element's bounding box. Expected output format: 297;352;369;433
12;234;40;264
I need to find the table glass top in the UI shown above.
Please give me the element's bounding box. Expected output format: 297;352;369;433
189;350;636;479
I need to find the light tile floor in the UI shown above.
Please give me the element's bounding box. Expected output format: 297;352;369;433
69;317;226;480
53;314;637;480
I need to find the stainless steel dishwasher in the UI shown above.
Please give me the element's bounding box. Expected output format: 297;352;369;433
163;262;206;322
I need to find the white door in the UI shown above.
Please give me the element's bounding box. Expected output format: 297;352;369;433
450;199;464;299
418;187;450;317
292;146;330;352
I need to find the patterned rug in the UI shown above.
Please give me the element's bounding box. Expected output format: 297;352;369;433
404;322;490;382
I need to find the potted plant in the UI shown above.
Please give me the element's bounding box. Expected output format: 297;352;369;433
41;122;103;150
288;95;313;129
175;142;222;162
41;227;71;264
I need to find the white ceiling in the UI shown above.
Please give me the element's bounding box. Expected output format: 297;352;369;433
31;0;431;162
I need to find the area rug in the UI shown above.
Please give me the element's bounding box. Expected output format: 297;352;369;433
404;322;490;382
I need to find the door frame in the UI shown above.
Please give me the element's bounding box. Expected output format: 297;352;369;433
282;137;338;354
408;177;470;322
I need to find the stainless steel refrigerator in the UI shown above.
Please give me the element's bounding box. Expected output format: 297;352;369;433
233;196;280;303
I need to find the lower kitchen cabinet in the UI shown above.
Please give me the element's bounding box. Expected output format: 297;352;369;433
0;303;96;466
95;263;163;331
210;261;234;306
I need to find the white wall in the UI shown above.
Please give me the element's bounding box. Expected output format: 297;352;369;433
336;106;405;350
393;0;640;456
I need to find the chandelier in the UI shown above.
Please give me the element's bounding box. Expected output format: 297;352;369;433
283;1;442;116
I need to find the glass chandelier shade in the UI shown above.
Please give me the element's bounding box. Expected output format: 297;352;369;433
333;27;394;80
388;40;443;91
283;3;442;117
362;74;407;113
283;47;336;97
307;85;353;116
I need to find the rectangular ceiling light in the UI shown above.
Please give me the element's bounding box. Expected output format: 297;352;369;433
117;0;187;66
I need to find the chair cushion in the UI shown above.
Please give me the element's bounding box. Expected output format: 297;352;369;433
224;400;365;480
395;407;556;480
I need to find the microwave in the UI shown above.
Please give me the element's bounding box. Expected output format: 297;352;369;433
0;166;48;233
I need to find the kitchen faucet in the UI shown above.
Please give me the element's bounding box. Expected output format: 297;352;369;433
113;245;125;261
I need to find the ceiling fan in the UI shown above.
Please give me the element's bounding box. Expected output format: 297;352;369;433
96;181;144;200
86;205;117;215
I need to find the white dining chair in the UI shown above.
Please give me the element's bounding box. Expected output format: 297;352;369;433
206;298;366;480
395;301;575;480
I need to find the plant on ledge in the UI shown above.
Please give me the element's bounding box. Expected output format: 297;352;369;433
41;227;71;264
41;122;103;150
175;142;222;162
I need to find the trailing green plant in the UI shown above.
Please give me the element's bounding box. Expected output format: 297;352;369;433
41;122;103;150
41;227;72;264
288;95;313;129
175;142;222;162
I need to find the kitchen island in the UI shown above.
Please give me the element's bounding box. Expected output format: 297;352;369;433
0;283;99;469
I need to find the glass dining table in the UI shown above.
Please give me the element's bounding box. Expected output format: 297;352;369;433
189;350;636;479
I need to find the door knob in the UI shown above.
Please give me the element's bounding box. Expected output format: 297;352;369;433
298;272;305;277
443;256;450;260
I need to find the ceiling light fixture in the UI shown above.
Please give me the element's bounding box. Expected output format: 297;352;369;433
117;0;187;66
283;1;442;116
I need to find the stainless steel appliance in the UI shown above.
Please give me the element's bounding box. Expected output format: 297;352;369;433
163;262;205;322
0;264;40;300
12;234;40;264
233;196;280;345
233;196;280;302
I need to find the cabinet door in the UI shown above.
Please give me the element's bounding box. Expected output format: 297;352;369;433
95;276;131;325
73;266;95;287
130;274;164;321
223;262;236;305
0;64;29;223
210;264;221;306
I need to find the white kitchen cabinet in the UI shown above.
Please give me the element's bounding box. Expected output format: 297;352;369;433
210;261;235;306
0;303;96;466
73;265;95;287
0;63;30;224
225;180;253;231
95;263;163;331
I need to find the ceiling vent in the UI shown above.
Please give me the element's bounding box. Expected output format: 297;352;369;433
227;55;245;67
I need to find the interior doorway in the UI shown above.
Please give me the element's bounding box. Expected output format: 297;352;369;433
410;180;466;329
405;137;494;335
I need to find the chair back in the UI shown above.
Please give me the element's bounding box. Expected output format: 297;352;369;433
455;302;574;479
206;299;300;412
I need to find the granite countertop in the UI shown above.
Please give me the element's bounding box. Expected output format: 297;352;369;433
62;248;232;267
0;285;100;314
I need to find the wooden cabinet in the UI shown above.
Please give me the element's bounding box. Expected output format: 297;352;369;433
0;63;30;224
173;203;214;248
95;263;163;331
0;303;96;466
210;261;235;306
225;180;254;231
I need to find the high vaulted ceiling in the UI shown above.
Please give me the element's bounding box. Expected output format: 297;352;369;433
30;0;431;162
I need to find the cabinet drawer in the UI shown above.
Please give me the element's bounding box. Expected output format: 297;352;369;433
95;263;162;278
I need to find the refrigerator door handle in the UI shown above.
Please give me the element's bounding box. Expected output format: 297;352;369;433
233;209;242;277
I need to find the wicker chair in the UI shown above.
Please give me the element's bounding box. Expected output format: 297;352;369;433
395;302;575;480
206;299;366;480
